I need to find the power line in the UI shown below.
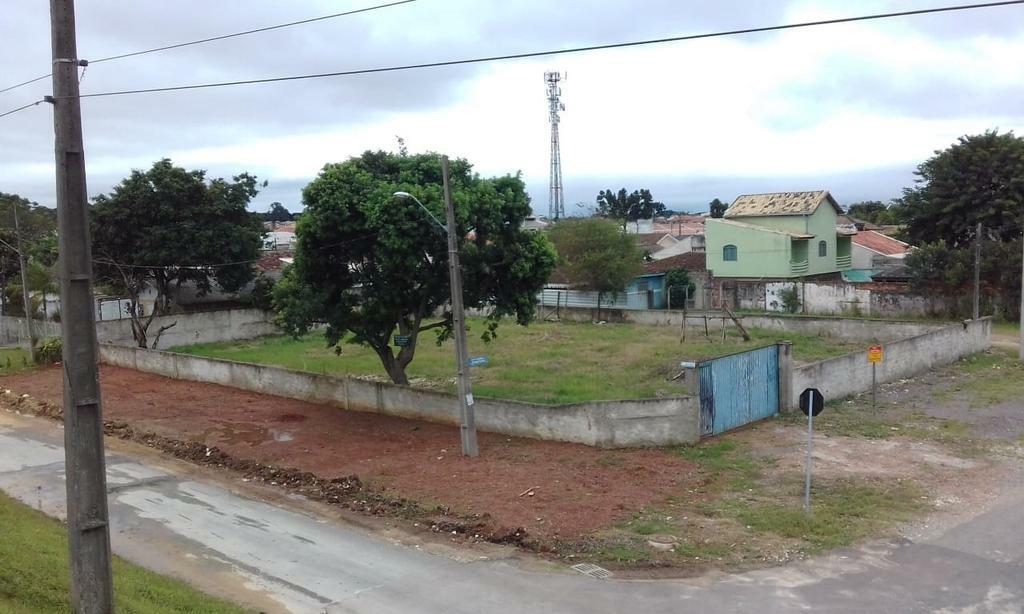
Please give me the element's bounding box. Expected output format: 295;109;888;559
0;99;45;119
49;0;1024;101
0;0;418;95
88;0;418;64
0;74;50;95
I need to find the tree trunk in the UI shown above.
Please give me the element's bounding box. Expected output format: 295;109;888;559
374;343;411;386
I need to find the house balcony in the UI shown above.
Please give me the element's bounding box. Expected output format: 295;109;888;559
790;260;809;276
836;255;852;269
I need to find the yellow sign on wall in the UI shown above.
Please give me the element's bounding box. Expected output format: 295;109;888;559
867;345;884;364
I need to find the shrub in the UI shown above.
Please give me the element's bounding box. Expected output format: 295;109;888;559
779;284;801;314
37;337;62;364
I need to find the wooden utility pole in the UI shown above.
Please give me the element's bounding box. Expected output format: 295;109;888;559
1019;230;1023;360
12;203;37;359
442;156;478;457
49;0;115;611
973;221;982;320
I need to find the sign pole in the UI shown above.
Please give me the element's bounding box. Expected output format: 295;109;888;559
872;362;876;409
804;392;814;514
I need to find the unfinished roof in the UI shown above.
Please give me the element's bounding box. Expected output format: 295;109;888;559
725;190;841;218
852;230;910;256
710;218;814;239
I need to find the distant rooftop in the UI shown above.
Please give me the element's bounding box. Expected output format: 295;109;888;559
852;230;910;257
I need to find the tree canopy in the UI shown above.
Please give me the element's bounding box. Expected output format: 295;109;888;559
0;193;57;317
91;159;265;347
595;188;666;231
899;130;1024;319
845;200;900;225
708;198;729;218
901;130;1024;246
273;151;556;385
263;202;294;222
547;218;642;314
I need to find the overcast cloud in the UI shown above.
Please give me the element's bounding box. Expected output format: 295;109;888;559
1;0;1023;214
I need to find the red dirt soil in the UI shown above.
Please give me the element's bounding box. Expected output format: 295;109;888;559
0;365;697;539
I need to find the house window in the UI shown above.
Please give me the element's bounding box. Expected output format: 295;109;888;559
723;244;737;261
818;240;827;257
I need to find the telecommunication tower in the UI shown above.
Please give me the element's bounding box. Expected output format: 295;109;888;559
544;71;565;221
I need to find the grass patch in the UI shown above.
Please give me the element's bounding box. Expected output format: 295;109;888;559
712;477;926;553
993;321;1020;337
594;544;651;564
173;318;863;405
779;400;895;440
0;492;248;613
0;347;34;374
674;440;767;492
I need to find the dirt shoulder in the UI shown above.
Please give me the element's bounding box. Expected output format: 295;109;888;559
2;349;1019;576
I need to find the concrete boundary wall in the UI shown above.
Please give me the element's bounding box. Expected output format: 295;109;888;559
98;345;700;448
790;318;992;408
546;305;947;343
1;308;279;349
95;308;278;348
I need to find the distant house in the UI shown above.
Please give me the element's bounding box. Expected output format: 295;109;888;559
706;191;855;279
851;230;911;270
643;252;709;310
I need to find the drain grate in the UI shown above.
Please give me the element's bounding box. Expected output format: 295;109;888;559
570;563;613;580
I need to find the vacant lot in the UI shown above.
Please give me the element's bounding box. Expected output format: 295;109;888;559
173;318;865;404
0;491;247;613
2;345;1015;574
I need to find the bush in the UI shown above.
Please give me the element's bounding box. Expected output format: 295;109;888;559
779;284;801;314
249;274;276;311
37;337;62;364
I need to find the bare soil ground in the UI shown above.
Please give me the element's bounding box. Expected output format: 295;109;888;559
0;365;699;542
2;348;1019;575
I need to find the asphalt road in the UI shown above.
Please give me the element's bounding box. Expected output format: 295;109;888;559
0;410;1021;614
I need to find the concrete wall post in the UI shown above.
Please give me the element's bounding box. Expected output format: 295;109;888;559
777;341;794;413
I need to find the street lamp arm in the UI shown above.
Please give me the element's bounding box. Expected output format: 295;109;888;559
393;192;447;233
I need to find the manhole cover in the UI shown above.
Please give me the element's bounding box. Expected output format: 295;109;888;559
570;563;613;580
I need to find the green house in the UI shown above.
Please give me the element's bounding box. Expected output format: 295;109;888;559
706;191;854;279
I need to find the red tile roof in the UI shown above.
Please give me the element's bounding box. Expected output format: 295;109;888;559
255;250;293;273
644;251;706;274
851;230;909;256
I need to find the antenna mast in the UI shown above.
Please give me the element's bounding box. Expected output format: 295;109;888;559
544;71;565;221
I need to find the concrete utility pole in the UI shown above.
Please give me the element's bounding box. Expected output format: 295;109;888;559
441;156;479;457
1019;229;1023;360
973;221;982;320
12;203;36;359
49;0;115;611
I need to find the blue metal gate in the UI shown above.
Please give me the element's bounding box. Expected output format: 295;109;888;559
698;344;780;436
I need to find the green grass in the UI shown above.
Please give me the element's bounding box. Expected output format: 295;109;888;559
711;478;926;552
173;318;863;405
674;440;767;491
0;492;249;613
993;321;1020;337
594;544;651;564
0;347;33;374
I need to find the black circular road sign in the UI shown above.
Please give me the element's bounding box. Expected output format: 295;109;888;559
799;388;825;417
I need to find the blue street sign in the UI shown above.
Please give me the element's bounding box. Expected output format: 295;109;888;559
468;356;489;367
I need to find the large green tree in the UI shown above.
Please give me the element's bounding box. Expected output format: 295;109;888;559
900;130;1024;319
596;188;666;231
547;218;642;318
902;130;1024;246
91;159;265;347
273;151;556;385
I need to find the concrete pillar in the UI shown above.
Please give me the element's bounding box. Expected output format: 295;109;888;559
777;341;793;413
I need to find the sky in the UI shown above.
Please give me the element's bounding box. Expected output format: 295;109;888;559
1;0;1023;215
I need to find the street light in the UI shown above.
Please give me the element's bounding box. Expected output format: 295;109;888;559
393;156;479;457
